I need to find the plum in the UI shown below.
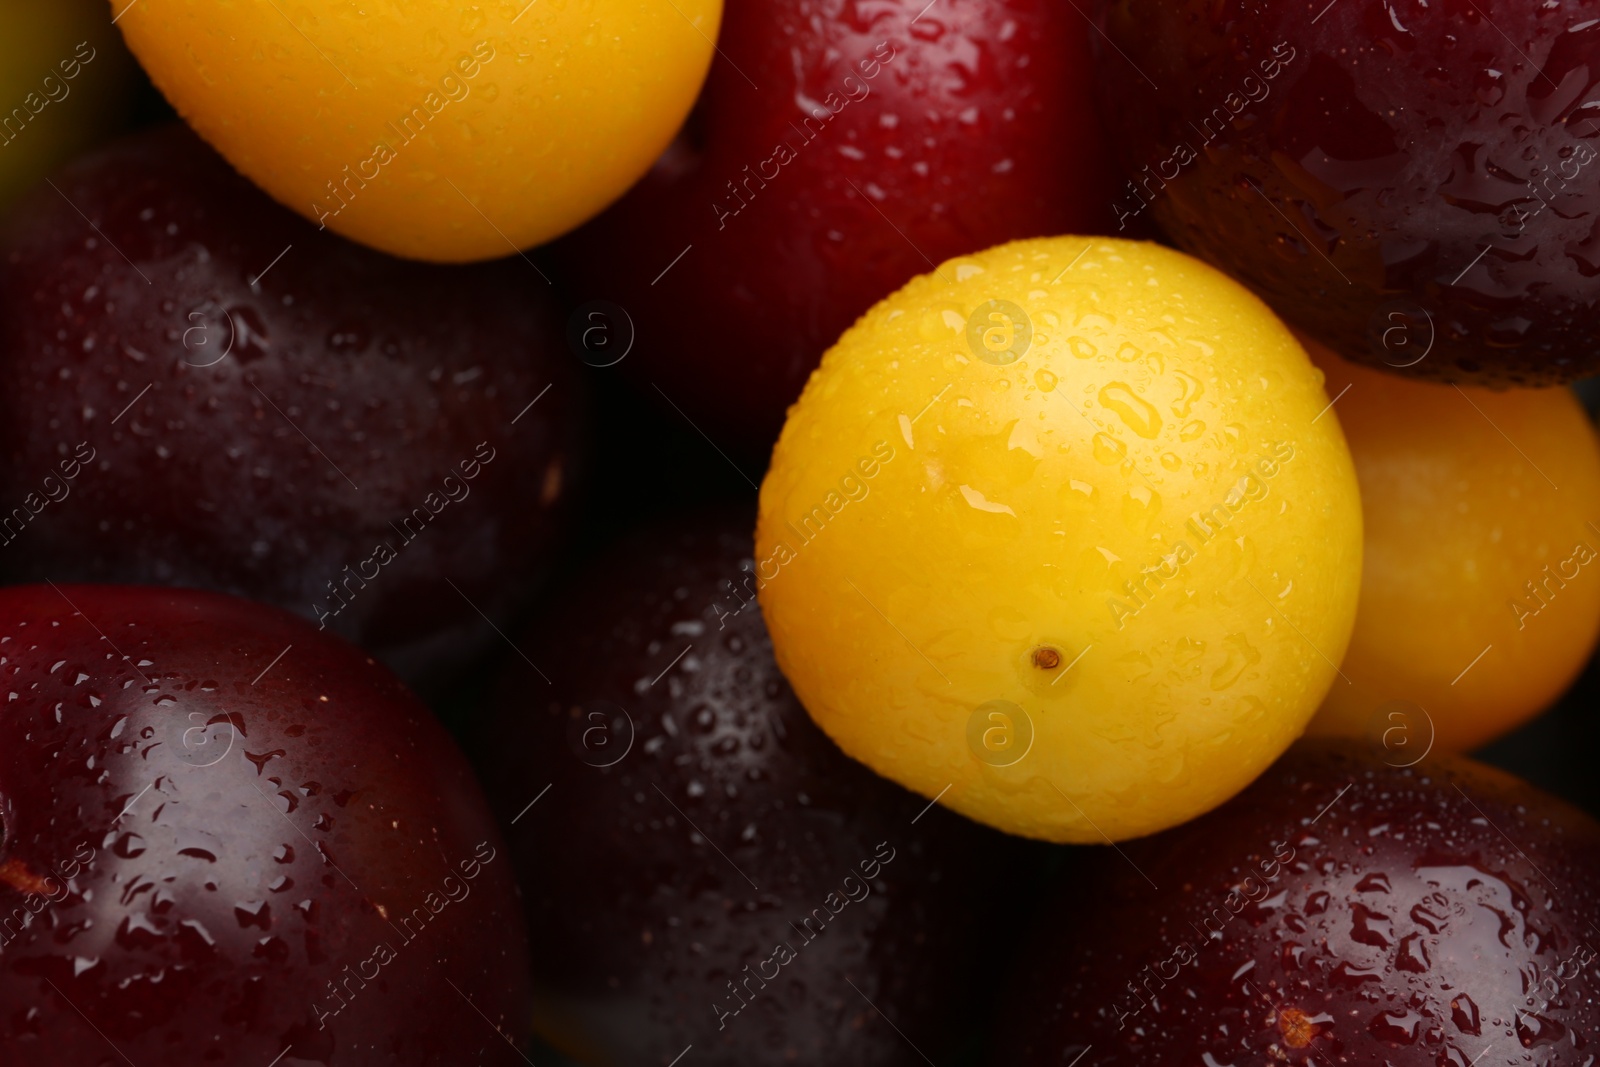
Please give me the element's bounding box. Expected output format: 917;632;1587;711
0;124;585;688
1091;0;1600;384
994;740;1600;1065
554;0;1122;450
0;584;532;1064
474;508;1032;1065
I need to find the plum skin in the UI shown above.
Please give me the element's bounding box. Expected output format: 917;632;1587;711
0;124;584;689
0;585;532;1065
1091;0;1600;385
994;741;1600;1066
474;508;1032;1065
554;0;1122;449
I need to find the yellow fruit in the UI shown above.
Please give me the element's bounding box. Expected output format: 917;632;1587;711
1304;340;1600;754
112;0;720;262
755;237;1362;843
0;0;138;210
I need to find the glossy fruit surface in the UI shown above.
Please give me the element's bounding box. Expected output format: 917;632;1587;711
0;584;531;1065
1305;340;1600;753
756;236;1362;843
0;125;583;689
1091;0;1600;384
112;0;720;262
994;741;1600;1066
475;509;1024;1065
0;0;140;210
555;0;1122;449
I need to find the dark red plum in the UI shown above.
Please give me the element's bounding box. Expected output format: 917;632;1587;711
0;124;585;687
994;741;1600;1066
1091;0;1600;384
555;0;1122;451
475;508;1031;1065
0;584;532;1065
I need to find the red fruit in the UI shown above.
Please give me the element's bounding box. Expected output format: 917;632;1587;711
474;509;1028;1064
994;741;1600;1065
555;0;1122;450
1091;0;1600;384
0;125;584;687
0;585;531;1065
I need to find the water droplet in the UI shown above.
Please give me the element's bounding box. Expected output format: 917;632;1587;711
1411;900;1449;934
115;913;165;950
1355;872;1391;894
1451;993;1481;1036
1116;652;1153;681
1171;371;1205;418
1099;382;1163;439
1516;1010;1567;1048
1351;902;1395;948
1209;633;1261;691
1396;932;1430;972
1122;485;1161;527
1092;432;1127;465
112;832;146;859
244;749;286;775
1332;960;1384;987
1369;1008;1424;1044
960;484;1015;515
1475;67;1505;106
234;900;271;930
178;918;216;953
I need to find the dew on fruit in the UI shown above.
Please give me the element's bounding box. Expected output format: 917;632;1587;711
112;832;146;859
1452;993;1482;1035
1099;382;1162;438
1209;634;1261;691
1092;432;1127;464
1370;1007;1425;1043
1410;900;1449;934
1116;652;1154;681
1355;872;1392;894
234;900;271;929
